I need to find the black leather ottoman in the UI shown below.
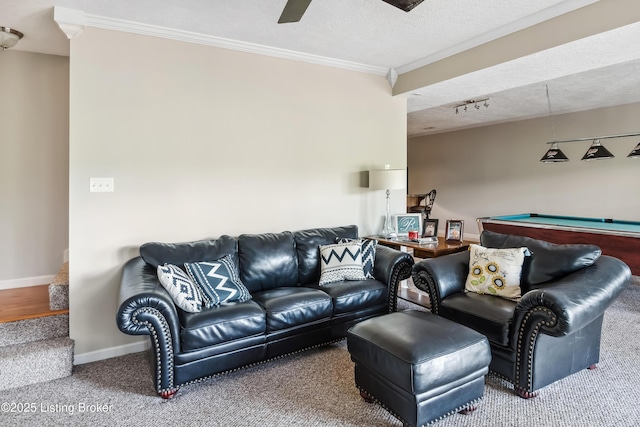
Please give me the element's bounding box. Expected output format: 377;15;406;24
347;310;491;426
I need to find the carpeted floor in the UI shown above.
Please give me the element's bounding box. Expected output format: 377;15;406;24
4;283;640;427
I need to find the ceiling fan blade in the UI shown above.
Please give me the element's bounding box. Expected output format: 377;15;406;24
381;0;425;12
278;0;313;23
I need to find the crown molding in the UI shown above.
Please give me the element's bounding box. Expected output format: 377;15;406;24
53;7;387;76
54;7;85;39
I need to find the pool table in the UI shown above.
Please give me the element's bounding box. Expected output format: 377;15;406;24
478;213;640;275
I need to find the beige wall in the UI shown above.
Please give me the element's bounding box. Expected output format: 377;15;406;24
0;51;69;285
408;102;640;240
68;28;407;360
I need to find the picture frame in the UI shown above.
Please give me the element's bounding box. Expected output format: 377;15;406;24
394;213;422;237
422;218;439;238
445;220;464;242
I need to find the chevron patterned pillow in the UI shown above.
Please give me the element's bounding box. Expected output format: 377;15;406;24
185;255;252;308
157;264;203;313
318;242;367;286
336;238;377;279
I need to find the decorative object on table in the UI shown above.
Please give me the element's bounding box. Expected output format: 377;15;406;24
407;189;436;220
445;220;464;242
0;27;23;51
422;218;439;238
394;213;422;238
368;167;406;239
416;236;438;244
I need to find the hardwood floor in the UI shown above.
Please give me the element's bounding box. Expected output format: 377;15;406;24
0;284;68;323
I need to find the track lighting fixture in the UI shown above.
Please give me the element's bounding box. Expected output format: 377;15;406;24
453;98;489;114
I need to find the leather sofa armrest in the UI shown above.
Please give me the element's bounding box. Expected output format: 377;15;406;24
373;245;414;312
514;255;630;339
117;256;182;355
117;256;183;395
411;251;470;313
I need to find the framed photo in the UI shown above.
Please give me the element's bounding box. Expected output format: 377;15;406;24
422;218;439;238
394;213;422;237
445;220;464;242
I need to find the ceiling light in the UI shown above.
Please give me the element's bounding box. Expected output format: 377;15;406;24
453;98;490;114
0;27;23;51
540;133;640;163
627;142;640;158
540;143;569;163
581;140;614;161
382;0;425;12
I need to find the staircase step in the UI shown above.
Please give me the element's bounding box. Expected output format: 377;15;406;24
49;262;69;311
49;283;69;311
0;284;68;323
0;337;74;391
0;313;69;347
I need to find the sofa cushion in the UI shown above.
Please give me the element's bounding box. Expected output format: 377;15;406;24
140;235;238;269
294;225;358;285
318;242;367;286
336;238;377;279
480;230;602;289
238;232;298;292
178;300;266;351
184;255;252;308
440;292;516;347
157;264;203;313
251;287;333;332
465;244;528;301
312;279;387;315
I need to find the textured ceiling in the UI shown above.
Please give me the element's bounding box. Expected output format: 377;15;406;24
3;0;639;137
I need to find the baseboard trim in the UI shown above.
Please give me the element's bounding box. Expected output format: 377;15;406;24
0;275;56;291
74;340;149;365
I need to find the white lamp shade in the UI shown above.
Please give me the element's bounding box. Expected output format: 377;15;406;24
369;169;405;191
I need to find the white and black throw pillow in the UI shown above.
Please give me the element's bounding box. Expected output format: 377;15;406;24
318;242;367;286
185;255;251;308
157;264;203;313
336;237;377;279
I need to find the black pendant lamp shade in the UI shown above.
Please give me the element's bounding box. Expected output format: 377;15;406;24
581;140;614;161
540;143;569;163
627;142;640;158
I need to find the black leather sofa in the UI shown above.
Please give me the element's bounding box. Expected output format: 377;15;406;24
412;230;630;398
117;225;413;398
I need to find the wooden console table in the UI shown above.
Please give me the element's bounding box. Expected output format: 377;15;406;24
373;236;471;259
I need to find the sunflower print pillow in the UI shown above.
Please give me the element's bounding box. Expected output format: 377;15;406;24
464;244;529;301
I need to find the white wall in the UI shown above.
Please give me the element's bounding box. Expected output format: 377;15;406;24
0;51;69;288
68;28;407;360
408;102;640;240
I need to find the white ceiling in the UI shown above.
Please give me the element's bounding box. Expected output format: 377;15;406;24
3;0;640;137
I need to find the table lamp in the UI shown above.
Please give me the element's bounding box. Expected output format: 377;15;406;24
369;167;406;239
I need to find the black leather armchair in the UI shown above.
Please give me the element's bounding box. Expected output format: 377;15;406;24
412;231;630;398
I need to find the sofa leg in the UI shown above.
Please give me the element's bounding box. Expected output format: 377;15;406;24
587;364;597;370
159;387;179;399
360;389;374;403
459;405;477;415
515;386;539;399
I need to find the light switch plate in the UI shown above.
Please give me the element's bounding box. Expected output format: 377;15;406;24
90;177;114;192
